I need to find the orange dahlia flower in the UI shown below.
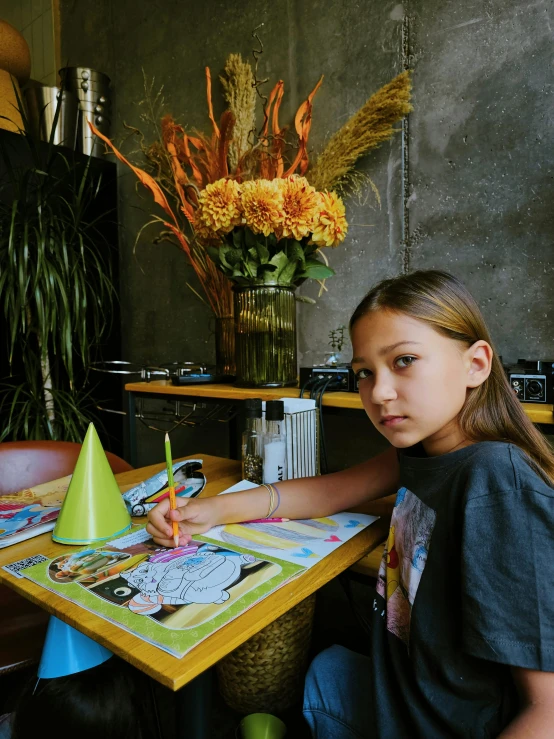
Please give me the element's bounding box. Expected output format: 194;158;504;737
279;175;320;241
310;190;348;248
240;179;284;237
198;178;242;234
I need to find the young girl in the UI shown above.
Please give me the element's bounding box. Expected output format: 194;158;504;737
147;270;554;738
7;656;145;739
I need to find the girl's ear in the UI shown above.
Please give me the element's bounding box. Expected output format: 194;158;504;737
466;340;493;388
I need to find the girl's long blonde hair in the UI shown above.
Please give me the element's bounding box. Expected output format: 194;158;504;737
350;270;554;483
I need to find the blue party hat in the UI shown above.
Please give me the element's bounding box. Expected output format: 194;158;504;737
38;616;113;679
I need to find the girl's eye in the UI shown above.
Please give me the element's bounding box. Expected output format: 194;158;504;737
395;355;416;369
355;368;372;380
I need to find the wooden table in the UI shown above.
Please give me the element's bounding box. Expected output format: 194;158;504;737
0;453;389;692
125;381;554;467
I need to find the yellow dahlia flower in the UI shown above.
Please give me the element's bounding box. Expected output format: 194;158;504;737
240;179;284;237
310;190;348;248
198;178;242;234
193;216;222;246
279;175;320;241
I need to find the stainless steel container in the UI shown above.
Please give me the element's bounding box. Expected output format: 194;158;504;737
59;66;112;158
77;95;110;104
78;102;111;118
24;82;78;148
78;110;110;157
69;88;112;109
59;66;111;89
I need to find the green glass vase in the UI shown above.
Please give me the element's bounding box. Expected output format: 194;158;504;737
233;285;297;387
215;315;236;376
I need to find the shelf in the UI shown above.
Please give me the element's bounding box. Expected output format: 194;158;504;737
124;381;554;424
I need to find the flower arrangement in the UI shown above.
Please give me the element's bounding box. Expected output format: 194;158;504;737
196;174;347;285
90;52;411;310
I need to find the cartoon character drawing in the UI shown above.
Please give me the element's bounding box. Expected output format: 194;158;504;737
376;487;436;645
120;545;256;615
0;503;59;538
49;549;130;583
123;460;205;516
87;575;141;606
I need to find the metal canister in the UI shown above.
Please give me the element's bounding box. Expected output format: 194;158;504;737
59;66;112;158
24;82;78;148
59;66;111;89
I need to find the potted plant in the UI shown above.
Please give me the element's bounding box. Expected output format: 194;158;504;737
0;94;116;440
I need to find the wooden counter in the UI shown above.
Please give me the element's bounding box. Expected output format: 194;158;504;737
0;454;388;690
125;381;554;424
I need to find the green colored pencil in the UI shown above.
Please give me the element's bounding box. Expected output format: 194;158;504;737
164;433;179;547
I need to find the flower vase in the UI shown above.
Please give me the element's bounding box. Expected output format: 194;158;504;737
215;315;236;377
233;285;297;387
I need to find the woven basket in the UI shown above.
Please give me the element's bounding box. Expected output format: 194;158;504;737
216;593;316;714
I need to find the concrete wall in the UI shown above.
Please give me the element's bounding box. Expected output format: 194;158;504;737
59;0;554;466
407;0;554;360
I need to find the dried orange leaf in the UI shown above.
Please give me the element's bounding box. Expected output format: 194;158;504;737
272;81;284;136
88;119;175;220
205;66;220;139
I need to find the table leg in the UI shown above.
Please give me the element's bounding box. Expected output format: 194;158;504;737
128;391;138;468
175;668;213;739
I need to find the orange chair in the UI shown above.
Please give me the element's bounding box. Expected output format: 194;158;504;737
0;440;133;675
0;440;133;495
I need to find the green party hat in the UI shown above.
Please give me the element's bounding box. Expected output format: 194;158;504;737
52;423;132;545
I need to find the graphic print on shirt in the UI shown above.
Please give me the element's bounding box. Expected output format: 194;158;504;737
376;487;435;645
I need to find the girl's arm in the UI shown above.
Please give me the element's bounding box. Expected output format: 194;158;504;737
147;445;399;547
499;668;554;737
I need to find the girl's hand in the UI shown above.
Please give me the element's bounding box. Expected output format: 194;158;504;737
146;496;221;547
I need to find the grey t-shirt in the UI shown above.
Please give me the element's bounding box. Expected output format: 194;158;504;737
368;441;554;738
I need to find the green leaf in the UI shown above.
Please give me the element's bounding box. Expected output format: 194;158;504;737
245;259;259;278
257;263;277;277
268;251;289;276
304;257;330;268
226;248;243;266
298;263;336;280
243;227;258;249
218;245;233;270
303;241;319;257
278;260;299;285
207;246;221;264
232;229;244;249
255;242;270;264
286;240;305;264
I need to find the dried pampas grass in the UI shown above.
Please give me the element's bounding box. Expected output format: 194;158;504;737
220;53;257;171
307;70;412;193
